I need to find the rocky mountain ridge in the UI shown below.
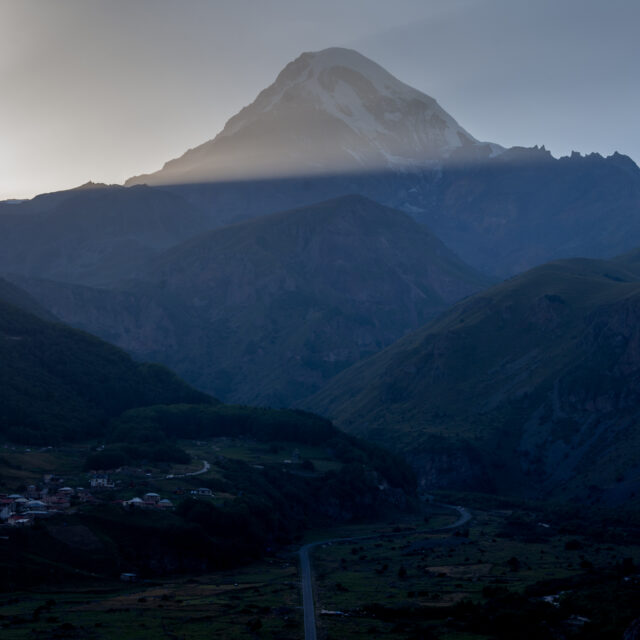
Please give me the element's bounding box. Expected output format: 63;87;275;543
13;195;490;406
306;255;640;506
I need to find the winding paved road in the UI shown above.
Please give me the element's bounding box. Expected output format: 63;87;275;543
298;503;471;640
166;459;210;479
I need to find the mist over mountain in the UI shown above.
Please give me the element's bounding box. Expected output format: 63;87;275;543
13;195;489;406
127;47;500;187
307;254;640;505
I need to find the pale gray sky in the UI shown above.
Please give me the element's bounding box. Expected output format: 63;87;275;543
1;0;638;200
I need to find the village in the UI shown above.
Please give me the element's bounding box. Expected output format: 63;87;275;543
0;437;317;531
0;469;214;527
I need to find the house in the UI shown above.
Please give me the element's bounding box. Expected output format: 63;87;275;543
25;500;48;512
90;474;115;489
157;498;174;509
120;572;138;582
0;501;14;521
196;488;213;496
24;509;51;519
143;492;160;505
124;497;145;508
57;487;75;497
26;485;40;499
44;495;70;510
13;497;28;513
78;491;98;503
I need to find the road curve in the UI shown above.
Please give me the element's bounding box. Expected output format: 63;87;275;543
167;459;210;479
624;617;640;640
298;503;471;640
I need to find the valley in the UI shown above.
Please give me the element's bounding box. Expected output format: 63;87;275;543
2;18;639;639
0;483;637;639
308;256;640;505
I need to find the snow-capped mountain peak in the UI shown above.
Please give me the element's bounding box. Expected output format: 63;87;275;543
128;48;500;186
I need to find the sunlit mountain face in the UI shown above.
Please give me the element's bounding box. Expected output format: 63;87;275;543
127;47;501;187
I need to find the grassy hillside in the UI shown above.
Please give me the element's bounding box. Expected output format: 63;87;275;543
307;256;640;504
0;291;212;444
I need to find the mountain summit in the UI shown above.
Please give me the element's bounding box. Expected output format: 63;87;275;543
128;48;500;186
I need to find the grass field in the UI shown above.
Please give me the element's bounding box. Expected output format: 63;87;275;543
0;435;345;501
0;502;638;638
0;557;302;639
2;438;638;639
310;505;640;639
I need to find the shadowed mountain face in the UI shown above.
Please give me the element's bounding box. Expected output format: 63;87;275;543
416;148;640;276
306;255;640;505
0;281;212;445
13;196;490;406
0;278;57;322
122;48;640;278
3;48;639;289
0;183;207;286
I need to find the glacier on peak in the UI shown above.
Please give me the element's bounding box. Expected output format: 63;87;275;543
127;47;501;186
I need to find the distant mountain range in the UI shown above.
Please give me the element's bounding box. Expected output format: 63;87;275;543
123;47;640;278
307;254;640;506
13;195;489;405
3;47;640;284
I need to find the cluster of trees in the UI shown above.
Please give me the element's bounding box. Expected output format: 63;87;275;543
2;447;417;588
109;404;338;445
0;292;420;585
90;403;416;494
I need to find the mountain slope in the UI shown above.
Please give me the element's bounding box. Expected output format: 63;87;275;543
127;47;499;187
14;195;490;406
0;283;212;444
307;256;640;504
0;277;58;321
415;148;640;276
123;48;640;278
0;183;208;286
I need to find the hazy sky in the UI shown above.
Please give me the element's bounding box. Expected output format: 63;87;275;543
1;0;638;200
